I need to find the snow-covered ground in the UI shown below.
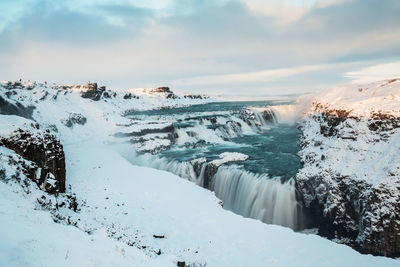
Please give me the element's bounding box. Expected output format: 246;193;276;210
1;80;399;266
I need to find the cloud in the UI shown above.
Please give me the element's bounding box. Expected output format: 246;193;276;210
0;0;399;95
173;64;325;86
345;61;400;84
245;0;312;27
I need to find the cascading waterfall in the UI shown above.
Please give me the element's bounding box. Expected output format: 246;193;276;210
119;101;303;230
198;162;208;188
128;153;300;230
211;167;298;229
135;155;201;184
251;108;278;126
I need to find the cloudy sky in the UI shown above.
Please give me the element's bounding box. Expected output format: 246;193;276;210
1;0;399;95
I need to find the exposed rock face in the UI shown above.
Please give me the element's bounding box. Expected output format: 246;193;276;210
0;129;66;194
190;160;219;189
0;95;35;119
198;163;219;189
262;109;277;123
296;104;400;257
80;83;105;101
115;124;174;137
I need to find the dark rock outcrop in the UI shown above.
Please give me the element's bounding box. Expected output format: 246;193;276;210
202;163;219;189
115;124;174;138
0;129;66;194
80;83;105;101
0;95;35;119
61;113;87;128
123;93;139;99
190;159;222;189
183;94;206;99
150;87;178;99
262;109;277;123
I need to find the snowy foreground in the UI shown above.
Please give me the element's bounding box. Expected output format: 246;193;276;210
1;142;397;266
0;81;399;266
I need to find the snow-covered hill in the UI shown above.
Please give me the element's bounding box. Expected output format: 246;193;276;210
296;78;400;257
0;79;399;266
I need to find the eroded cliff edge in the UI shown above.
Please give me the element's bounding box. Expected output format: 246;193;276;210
295;79;400;257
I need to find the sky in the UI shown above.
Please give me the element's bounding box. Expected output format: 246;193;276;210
0;0;399;96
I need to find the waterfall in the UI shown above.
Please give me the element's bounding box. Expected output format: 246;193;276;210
211;167;298;229
198;162;207;187
116;102;302;230
127;153;300;229
251;108;278;126
252;110;267;126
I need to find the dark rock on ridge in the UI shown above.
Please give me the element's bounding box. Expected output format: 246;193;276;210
80;83;105;101
183;94;206;99
123;93;139;99
150;87;178;99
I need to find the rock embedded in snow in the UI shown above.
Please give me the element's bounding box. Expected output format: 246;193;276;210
295;78;400;257
61;113;87;128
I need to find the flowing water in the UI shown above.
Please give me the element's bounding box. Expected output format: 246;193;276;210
123;100;303;229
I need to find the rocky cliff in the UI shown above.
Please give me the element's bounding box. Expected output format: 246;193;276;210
295;79;400;257
0;118;66;194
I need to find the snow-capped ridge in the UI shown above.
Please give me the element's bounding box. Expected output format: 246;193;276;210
310;78;400;118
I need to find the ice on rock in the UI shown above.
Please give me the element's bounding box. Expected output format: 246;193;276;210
211;152;249;167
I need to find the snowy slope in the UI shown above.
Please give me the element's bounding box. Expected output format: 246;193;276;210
0;178;173;267
312;78;400;118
